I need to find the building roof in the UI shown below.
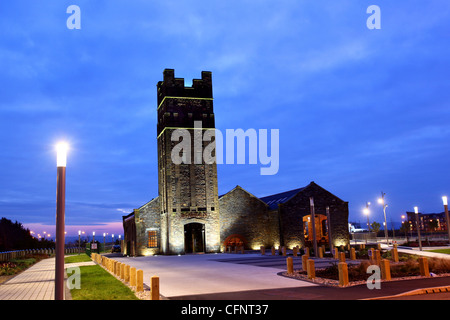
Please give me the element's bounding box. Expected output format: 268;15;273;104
259;187;306;210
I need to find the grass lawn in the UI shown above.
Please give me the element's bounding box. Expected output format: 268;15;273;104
64;254;92;264
427;249;450;254
70;265;139;300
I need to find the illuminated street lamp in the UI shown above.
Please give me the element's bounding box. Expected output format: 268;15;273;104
443;196;450;243
103;233;106;251
78;230;81;255
378;192;389;245
55;142;68;300
92;231;95;243
414;206;422;251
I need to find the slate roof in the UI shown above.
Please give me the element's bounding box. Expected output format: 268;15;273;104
259;187;306;210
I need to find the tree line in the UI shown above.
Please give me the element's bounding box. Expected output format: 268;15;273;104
0;217;55;252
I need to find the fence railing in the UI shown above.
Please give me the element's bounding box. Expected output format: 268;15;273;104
0;247;85;262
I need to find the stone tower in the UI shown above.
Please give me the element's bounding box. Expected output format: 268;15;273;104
157;69;220;254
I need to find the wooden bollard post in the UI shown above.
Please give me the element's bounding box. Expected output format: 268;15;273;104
369;248;375;264
293;246;298;257
392;248;399;263
338;262;349;287
302;255;308;272
334;248;339;259
339;251;346;263
318;246;323;258
151;276;160;300
286;257;294;275
377;243;381;250
307;259;315;280
350;247;356;260
305;247;310;256
271;246;275;256
260;246;265;255
130;267;137;287
125;265;130;283
375;250;381;266
120;263;125;280
282;246;286;256
380;259;391;281
136;269;144;292
419;257;430;277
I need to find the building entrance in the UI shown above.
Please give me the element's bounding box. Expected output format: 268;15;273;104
184;223;205;253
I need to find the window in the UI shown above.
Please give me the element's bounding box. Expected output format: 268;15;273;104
147;231;158;248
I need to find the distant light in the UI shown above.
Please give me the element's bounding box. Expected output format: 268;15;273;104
378;198;383;204
363;208;369;215
93;231;95;236
414;206;419;214
78;230;81;235
443;196;448;206
56;142;69;167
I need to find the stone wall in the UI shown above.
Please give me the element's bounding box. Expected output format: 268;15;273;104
135;197;161;256
279;182;349;248
219;186;279;250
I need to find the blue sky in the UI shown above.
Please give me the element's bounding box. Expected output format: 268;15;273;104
0;1;449;237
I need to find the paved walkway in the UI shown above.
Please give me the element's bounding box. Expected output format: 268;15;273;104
0;257;94;300
2;248;450;300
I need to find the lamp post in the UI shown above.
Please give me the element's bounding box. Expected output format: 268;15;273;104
112;234;115;245
309;197;318;257
326;206;333;253
78;230;81;255
415;206;422;251
363;204;370;245
443;196;450;244
55;142;68;300
103;233;106;252
378;192;389;245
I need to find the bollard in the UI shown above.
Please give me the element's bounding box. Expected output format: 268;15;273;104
302;255;309;272
350;247;356;260
380;259;391;281
293;246;298;257
392;248;399;263
136;270;144;292
375;250;381;266
151;276;160;300
282;246;286;256
377;243;381;250
130;267;137;287
307;259;315;280
339;251;346;263
305;247;310;257
334;248;339;260
286;257;294;275
271;246;275;256
260;246;265;255
318;246;323;258
120;263;125;280
338;262;349;287
419;257;430;277
369;248;375;264
125;265;130;283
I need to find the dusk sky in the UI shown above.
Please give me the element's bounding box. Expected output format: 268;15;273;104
1;1;449;239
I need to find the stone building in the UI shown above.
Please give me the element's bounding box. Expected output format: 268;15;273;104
122;69;350;256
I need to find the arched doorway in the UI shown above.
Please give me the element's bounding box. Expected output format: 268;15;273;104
184;223;205;253
223;234;246;250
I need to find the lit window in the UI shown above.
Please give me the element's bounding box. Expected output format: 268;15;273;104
148;231;158;248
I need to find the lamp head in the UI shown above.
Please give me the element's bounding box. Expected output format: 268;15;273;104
443;196;448;206
414;206;419;214
56;142;69;167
